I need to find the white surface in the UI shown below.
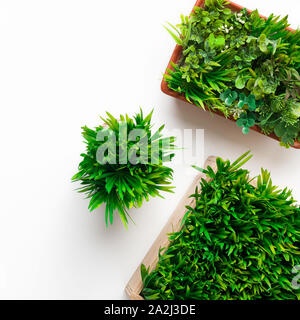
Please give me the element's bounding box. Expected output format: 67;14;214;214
0;0;299;300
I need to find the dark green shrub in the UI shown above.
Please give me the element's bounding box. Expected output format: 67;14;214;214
141;152;300;300
165;0;300;147
72;109;176;228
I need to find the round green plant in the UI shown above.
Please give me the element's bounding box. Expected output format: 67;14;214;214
72;109;176;228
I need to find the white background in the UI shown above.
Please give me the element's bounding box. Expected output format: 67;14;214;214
0;0;299;300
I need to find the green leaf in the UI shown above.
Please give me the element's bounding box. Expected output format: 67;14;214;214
242;127;250;134
208;33;216;49
246;95;256;111
236;118;245;127
220;89;238;106
258;34;268;53
215;35;225;48
164;25;182;45
235;75;247;89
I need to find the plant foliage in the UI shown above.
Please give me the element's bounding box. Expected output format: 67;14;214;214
72;109;176;228
141;152;300;300
164;0;300;147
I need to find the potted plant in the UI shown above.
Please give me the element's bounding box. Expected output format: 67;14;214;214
72;109;176;228
126;153;300;300
161;0;300;148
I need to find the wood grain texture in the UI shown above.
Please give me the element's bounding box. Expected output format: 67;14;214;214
125;155;218;300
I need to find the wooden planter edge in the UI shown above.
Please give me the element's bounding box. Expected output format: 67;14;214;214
125;155;218;300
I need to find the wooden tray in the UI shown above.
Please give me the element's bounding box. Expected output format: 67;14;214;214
125;155;218;300
161;0;300;149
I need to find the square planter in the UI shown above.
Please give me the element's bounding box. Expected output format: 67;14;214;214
161;0;300;149
125;155;259;300
125;156;218;300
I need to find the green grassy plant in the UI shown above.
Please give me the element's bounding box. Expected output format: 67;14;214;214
72;109;176;228
141;152;300;300
165;0;300;147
